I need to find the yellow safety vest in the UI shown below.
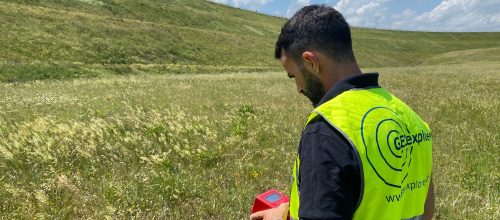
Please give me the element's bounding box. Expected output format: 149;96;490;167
290;87;432;220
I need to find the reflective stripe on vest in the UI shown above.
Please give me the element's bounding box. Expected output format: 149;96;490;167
289;88;432;220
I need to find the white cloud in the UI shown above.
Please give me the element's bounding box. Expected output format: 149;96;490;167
208;0;229;4
334;0;396;28
286;0;311;17
399;0;500;31
233;0;273;8
207;0;273;8
209;0;500;31
334;0;500;32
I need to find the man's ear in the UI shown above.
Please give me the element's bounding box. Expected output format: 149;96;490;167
301;51;320;76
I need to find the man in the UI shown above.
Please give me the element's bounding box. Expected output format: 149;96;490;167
250;5;434;220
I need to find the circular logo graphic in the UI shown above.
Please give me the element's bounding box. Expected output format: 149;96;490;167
360;107;413;188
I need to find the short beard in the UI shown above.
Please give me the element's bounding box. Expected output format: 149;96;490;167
300;67;325;107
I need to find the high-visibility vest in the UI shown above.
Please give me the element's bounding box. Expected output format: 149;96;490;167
290;87;433;220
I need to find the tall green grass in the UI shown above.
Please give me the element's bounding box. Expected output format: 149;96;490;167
1;63;498;219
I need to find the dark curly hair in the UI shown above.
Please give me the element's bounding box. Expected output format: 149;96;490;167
274;5;355;64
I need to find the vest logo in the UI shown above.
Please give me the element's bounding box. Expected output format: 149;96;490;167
360;106;431;188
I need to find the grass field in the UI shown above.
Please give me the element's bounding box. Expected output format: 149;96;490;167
1;0;499;219
1;0;500;82
1;62;499;219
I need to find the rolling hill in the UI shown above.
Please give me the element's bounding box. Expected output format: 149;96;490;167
1;0;499;82
1;1;499;219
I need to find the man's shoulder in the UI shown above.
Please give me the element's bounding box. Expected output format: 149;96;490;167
302;116;337;137
299;116;355;155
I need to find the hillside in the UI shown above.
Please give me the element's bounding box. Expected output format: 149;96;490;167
419;47;500;65
352;29;500;67
1;0;500;82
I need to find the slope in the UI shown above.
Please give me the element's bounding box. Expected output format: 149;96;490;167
419;47;500;65
352;29;500;67
0;0;499;82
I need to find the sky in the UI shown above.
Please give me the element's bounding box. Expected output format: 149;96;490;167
208;0;500;32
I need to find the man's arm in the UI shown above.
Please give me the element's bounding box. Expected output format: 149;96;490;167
424;180;435;220
298;120;361;219
250;119;360;220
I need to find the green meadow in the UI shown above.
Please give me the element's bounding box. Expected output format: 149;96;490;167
0;0;499;219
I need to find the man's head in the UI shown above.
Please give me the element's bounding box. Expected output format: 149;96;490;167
275;5;358;106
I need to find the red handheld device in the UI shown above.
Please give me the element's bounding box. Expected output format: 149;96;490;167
251;189;290;220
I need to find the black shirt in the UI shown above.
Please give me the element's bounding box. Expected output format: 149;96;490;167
298;73;380;220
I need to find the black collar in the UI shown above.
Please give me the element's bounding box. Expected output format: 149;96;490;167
315;73;380;107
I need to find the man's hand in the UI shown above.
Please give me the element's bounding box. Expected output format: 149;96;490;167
250;202;289;220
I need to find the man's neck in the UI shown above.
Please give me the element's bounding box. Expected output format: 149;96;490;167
323;62;362;91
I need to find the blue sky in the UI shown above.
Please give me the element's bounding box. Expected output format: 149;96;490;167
209;0;500;32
